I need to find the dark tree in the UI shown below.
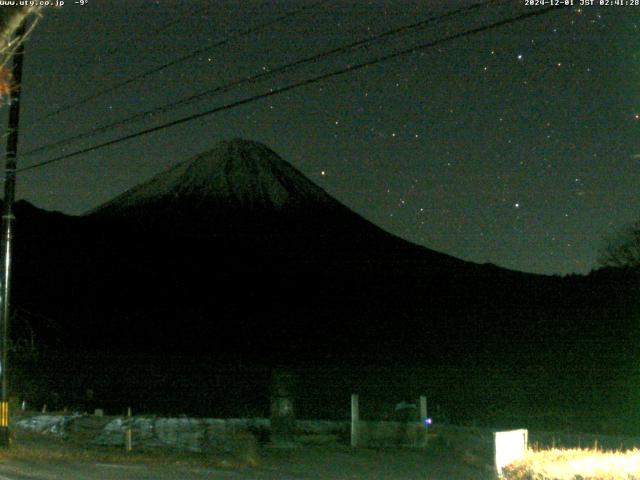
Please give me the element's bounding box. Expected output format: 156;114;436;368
598;220;640;268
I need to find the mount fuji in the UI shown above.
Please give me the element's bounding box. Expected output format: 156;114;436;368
12;140;572;357
88;138;450;255
92;139;340;219
4;138;637;418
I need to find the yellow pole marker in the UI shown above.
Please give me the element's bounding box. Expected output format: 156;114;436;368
0;401;9;427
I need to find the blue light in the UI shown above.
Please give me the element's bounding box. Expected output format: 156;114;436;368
424;417;432;425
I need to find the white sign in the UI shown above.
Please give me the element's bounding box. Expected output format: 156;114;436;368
494;428;528;476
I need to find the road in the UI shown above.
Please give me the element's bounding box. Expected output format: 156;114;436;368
0;447;494;479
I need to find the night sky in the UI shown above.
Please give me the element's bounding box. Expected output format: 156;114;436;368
7;0;640;275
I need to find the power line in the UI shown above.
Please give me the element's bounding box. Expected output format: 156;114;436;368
70;5;210;74
17;5;564;175
33;0;329;124
22;0;497;158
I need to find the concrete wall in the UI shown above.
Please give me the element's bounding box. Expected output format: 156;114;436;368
14;413;430;451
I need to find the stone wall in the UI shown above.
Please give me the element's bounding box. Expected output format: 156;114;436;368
14;413;431;451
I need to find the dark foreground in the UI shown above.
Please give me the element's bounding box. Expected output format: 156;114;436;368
0;445;493;480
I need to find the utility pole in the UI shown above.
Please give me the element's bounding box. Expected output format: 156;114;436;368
0;19;27;449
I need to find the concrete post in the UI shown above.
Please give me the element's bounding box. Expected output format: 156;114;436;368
270;369;296;446
419;395;428;446
351;394;359;448
126;406;132;452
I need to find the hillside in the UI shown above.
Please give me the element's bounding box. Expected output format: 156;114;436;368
4;139;638;423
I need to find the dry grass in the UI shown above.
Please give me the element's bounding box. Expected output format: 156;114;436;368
503;447;640;479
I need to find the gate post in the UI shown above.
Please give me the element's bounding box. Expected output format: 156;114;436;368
351;393;359;447
270;369;296;446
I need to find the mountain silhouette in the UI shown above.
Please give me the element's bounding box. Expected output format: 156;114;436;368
91;139;339;220
5;139;639;419
87;138;454;256
10;140;491;358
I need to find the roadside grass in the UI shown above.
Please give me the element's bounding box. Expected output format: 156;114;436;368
502;447;640;479
0;429;259;469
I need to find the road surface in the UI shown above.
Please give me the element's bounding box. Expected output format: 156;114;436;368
0;446;494;479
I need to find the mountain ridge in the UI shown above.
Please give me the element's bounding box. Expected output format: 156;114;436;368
89;139;340;217
3;139;638;422
3;139;609;357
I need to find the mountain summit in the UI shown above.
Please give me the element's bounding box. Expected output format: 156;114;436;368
86;137;468;262
91;139;341;220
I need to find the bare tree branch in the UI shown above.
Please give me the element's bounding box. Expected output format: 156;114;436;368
0;7;41;68
598;220;640;268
